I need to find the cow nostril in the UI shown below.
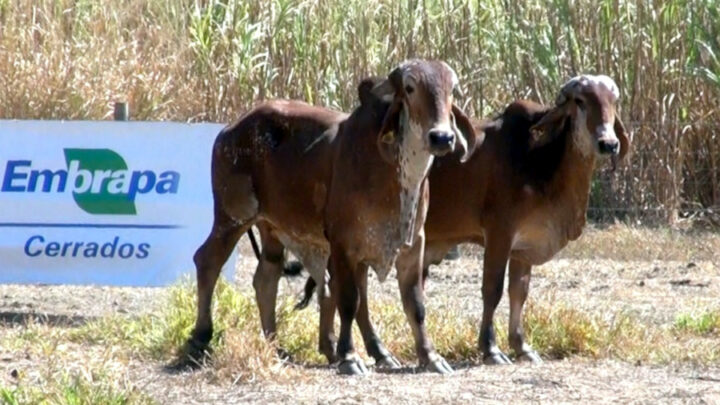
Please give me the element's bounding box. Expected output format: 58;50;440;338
598;140;619;154
429;130;455;148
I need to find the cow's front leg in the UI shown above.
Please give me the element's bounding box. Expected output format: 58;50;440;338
396;234;453;374
355;265;401;369
330;248;367;375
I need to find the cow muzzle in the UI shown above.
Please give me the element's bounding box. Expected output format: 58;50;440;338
595;122;620;156
427;128;456;156
598;138;619;155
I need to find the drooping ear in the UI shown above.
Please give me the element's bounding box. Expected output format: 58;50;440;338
373;67;407;164
372;66;406;138
370;66;405;103
529;106;568;149
358;76;385;106
376;99;402;164
451;104;479;162
614;114;631;160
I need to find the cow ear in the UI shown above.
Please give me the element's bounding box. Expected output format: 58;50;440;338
388;66;405;94
451;104;479;162
373;66;407;164
376;99;402;164
358;76;385;106
371;67;404;102
529;106;567;148
615;114;631;161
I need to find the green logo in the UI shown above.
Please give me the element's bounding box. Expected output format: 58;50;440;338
63;149;137;214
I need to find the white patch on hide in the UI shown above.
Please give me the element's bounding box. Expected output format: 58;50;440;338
573;108;595;158
397;119;434;246
596;121;617;143
364;115;435;283
584;75;620;100
562;75;620;102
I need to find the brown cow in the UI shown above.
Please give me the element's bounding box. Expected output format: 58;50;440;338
185;60;476;375
291;74;630;365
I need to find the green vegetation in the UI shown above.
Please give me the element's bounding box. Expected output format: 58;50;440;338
3;278;717;393
0;372;154;405
675;310;720;335
1;0;718;223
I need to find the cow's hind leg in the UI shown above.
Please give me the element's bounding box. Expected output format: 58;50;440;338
396;235;453;374
289;247;336;364
508;258;542;364
252;225;285;342
479;232;513;365
184;212;249;365
355;264;401;369
317;273;338;363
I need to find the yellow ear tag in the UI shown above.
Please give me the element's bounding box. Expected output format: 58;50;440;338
381;131;395;144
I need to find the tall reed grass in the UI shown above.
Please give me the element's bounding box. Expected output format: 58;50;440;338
1;0;718;224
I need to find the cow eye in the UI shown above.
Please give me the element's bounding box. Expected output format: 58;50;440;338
575;98;585;109
405;85;414;94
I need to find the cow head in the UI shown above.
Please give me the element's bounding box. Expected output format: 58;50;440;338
370;60;476;163
531;75;631;166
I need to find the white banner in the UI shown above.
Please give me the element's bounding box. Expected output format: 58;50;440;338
0;120;236;286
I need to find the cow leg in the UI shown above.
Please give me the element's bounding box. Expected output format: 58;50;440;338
318;270;338;363
252;227;284;341
355;264;401;369
331;249;367;375
508;258;542;364
396;235;453;374
186;213;248;363
293;251;336;364
422;241;454;289
480;233;513;365
421;264;430;289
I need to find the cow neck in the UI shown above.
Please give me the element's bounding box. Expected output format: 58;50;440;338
547;123;597;241
395;112;434;247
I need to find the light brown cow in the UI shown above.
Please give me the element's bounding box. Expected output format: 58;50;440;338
290;74;630;365
185;60;476;375
422;75;630;364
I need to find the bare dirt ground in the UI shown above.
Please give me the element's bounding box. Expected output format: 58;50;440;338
1;228;719;404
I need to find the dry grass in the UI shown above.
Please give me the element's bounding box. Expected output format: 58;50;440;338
558;223;720;261
1;0;719;223
0;320;154;404
0;226;717;402
3;279;716;397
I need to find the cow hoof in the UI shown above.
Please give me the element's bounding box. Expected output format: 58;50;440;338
483;352;512;365
375;355;402;369
276;348;293;361
338;357;368;376
293;296;312;310
516;350;543;364
425;354;454;375
170;338;211;370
